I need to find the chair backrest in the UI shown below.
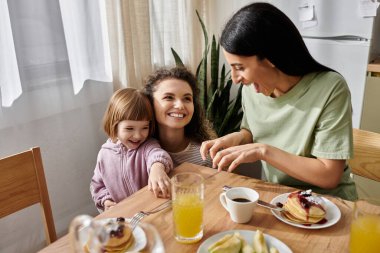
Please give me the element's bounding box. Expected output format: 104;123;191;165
0;147;57;244
349;128;380;182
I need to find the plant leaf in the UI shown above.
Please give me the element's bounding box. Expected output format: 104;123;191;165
218;84;243;136
197;46;209;110
210;35;219;100
171;48;185;67
206;89;218;120
196;10;209;110
219;79;232;113
196;10;208;50
220;65;226;90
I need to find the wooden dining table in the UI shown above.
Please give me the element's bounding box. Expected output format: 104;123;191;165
39;162;380;253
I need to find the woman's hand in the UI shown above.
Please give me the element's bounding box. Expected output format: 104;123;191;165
215;142;345;189
212;143;265;172
148;162;171;198
104;199;116;210
200;130;253;166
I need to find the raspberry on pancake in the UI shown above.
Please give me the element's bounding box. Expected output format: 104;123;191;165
283;190;326;224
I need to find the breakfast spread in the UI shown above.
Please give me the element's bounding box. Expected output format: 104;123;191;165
208;230;279;253
84;217;135;253
283;189;326;224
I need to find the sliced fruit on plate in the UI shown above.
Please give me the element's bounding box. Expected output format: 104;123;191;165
208;232;241;253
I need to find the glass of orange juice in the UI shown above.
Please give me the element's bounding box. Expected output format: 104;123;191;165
171;172;204;244
349;200;380;253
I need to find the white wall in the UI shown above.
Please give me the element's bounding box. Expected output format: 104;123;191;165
0;80;112;253
206;0;257;38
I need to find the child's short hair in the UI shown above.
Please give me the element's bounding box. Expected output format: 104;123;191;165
102;88;155;141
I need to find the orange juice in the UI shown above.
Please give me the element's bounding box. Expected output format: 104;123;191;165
173;193;203;242
350;215;380;253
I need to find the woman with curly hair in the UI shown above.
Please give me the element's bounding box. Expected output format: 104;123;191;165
144;66;216;167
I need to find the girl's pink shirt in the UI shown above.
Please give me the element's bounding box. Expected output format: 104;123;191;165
90;138;173;211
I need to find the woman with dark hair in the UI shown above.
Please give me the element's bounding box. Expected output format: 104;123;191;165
200;2;357;200
144;66;216;167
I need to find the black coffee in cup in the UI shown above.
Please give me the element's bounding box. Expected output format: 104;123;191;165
232;198;251;203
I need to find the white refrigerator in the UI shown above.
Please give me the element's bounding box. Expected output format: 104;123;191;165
267;0;380;128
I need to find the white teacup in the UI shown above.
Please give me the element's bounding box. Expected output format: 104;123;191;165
219;187;259;223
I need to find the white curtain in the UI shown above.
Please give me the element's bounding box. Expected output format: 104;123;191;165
150;0;206;72
104;0;210;90
59;0;112;93
105;0;152;89
0;0;112;252
0;0;22;107
0;0;241;108
2;0;214;104
0;0;112;107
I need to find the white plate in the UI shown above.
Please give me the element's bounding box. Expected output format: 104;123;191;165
270;193;341;229
197;229;292;253
79;218;147;252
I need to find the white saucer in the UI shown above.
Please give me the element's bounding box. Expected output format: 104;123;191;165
197;229;292;253
270;193;341;229
125;218;146;252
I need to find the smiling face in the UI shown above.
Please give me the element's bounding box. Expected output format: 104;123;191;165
152;78;194;131
116;120;150;149
223;49;277;96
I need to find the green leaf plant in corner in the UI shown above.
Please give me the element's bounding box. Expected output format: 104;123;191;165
171;10;243;137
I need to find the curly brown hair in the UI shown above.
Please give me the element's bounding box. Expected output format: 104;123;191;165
143;67;216;143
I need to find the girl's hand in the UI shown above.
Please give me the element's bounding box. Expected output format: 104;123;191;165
148;162;171;198
104;199;116;210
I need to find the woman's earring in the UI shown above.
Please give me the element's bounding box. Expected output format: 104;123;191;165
265;59;275;68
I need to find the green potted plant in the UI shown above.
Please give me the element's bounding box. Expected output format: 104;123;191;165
171;11;243;137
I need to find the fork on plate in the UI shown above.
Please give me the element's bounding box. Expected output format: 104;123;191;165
129;200;172;230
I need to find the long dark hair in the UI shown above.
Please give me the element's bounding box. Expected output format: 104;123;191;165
220;2;332;75
144;67;215;143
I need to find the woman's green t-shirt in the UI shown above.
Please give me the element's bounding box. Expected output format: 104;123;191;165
240;71;358;200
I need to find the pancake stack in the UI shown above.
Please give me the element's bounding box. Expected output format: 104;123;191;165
283;190;326;224
84;217;135;253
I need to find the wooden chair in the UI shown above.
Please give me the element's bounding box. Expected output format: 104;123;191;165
349;128;380;182
0;147;57;245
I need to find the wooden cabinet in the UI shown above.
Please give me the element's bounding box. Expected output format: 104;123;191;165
367;57;380;74
361;59;380;133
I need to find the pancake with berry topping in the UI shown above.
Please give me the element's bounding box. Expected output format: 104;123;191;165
84;217;135;253
103;224;134;252
283;190;326;224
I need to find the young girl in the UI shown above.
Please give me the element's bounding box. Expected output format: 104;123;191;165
144;67;216;168
90;88;173;212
